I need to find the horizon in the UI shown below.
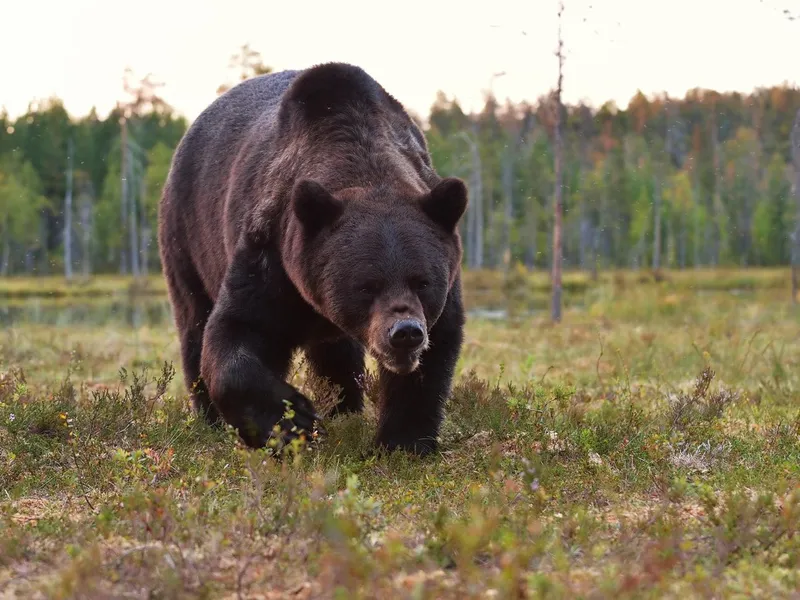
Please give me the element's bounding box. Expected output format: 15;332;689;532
4;74;800;126
2;0;799;125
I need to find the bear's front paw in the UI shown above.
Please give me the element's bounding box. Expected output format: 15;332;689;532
375;433;438;457
234;390;323;454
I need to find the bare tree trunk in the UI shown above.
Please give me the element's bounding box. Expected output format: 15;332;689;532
711;106;723;265
654;106;673;271
471;123;484;269
501;148;513;272
678;212;687;269
703;208;712;266
546;207;553;270
141;226;150;277
485;179;496;268
601;154;612;272
692;168;701;268
577;108;592;275
524;201;537;270
120;116;129;275
1;223;9;276
551;0;565;323
64;137;74;281
578;162;590;272
465;174;475;268
791;109;800;304
666;215;675;268
579;216;589;270
79;182;93;277
460;134;474;268
128;149;141;278
38;218;48;274
746;97;765;267
738;141;757;267
460;130;483;269
652;178;662;270
140;176;149;277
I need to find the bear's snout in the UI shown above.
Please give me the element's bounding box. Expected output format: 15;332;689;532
367;313;429;376
389;319;426;351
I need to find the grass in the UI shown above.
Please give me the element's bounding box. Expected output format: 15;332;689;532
1;270;799;598
0;266;795;301
0;275;165;300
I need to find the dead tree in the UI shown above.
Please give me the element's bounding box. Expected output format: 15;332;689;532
652;103;670;271
791;109;800;304
140;167;150;277
119;69;169;278
551;0;565;323
78;179;94;277
501;147;514;271
1;213;9;276
470;123;484;269
119;112;129;275
710;103;723;265
458;129;484;269
64;137;74;280
576;104;594;275
501;111;536;273
126;126;141;278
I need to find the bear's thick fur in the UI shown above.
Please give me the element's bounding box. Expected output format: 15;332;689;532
158;63;467;455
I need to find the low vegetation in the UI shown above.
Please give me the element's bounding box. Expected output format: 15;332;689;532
1;271;799;598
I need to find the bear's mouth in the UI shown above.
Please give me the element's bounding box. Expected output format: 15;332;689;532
374;348;423;375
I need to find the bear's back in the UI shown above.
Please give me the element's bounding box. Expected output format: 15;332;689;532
159;64;437;299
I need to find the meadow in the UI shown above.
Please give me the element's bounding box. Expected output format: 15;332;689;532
1;268;799;599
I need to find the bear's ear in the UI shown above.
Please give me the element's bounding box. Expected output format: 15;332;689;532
419;177;468;233
291;179;344;234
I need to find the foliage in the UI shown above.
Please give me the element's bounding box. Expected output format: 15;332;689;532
1;279;799;596
0;155;49;271
1;46;799;276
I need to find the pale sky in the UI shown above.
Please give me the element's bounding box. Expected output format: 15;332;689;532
1;0;798;124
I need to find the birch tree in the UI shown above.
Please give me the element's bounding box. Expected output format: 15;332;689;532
64;137;74;280
119;111;129;275
458;129;484;268
710;102;725;265
551;0;565;323
501;110;535;272
77;177;94;277
791;109;800;304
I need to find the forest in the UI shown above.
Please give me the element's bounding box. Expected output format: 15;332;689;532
1;46;800;278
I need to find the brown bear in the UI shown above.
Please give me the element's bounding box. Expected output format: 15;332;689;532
158;62;467;456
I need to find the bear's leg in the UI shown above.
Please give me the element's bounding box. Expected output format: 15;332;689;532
375;276;465;456
200;243;320;450
304;338;365;416
162;257;221;425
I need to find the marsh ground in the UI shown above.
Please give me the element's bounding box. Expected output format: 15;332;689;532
1;269;799;599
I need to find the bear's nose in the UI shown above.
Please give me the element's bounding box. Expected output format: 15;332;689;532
389;319;425;350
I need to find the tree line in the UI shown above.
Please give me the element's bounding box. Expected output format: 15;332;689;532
1;45;799;279
427;83;800;274
0;72;185;277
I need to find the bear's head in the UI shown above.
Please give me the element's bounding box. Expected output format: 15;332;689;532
286;178;468;375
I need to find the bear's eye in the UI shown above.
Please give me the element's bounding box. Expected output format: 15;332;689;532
359;281;382;296
409;277;430;292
